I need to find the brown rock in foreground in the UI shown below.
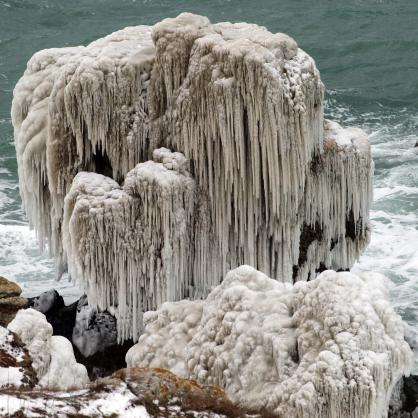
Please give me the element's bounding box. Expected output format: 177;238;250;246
0;295;28;327
0;276;27;326
0;367;274;417
0;276;22;299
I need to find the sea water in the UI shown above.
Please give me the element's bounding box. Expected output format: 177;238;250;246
0;0;417;354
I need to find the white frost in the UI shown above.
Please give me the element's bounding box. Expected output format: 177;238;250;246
127;266;413;418
8;308;89;390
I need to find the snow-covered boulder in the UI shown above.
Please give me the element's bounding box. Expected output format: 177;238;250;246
127;266;413;418
8;308;89;390
0;326;37;388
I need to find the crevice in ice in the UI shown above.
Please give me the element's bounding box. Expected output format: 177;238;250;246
93;146;113;179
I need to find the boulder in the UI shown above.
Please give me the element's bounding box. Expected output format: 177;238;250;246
0;326;37;388
28;289;76;340
72;296;134;379
0;276;22;299
0;296;28;327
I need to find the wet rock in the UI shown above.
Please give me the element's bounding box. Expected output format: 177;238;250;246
0;276;22;299
389;375;418;418
72;296;134;379
28;289;64;314
28;289;76;340
0;296;28;327
0;277;27;327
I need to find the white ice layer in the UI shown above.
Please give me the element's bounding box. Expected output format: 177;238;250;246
127;266;413;418
13;13;372;341
8;308;89;390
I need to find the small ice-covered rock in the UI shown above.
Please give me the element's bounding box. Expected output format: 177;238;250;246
8;308;89;390
0;326;37;388
72;296;117;358
127;266;413;418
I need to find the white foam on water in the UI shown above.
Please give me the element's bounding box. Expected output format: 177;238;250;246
0;224;81;302
327;93;418;370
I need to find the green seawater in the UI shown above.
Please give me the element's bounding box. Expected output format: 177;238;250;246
0;0;417;353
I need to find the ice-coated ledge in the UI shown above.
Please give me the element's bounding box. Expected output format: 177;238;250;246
127;266;413;418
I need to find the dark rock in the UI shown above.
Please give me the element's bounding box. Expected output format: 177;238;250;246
28;289;64;314
292;222;323;281
415;141;418;148
28;289;77;340
403;375;418;414
72;296;134;379
0;276;22;299
389;375;418;417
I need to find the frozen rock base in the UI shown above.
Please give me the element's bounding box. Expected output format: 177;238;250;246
127;266;413;418
13;13;373;341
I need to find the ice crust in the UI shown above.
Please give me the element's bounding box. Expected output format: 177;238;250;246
8;308;89;390
126;266;413;418
13;13;373;342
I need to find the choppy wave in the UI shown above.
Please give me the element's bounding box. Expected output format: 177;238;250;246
0;224;81;301
326;93;418;368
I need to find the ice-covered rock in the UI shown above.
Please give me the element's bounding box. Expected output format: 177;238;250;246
8;308;89;390
0;326;37;388
72;296;118;359
127;266;413;418
13;13;373;342
63;148;196;341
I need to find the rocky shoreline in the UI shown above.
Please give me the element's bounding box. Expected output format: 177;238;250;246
1;275;417;417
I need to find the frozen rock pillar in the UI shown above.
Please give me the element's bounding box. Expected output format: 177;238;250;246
63;149;195;341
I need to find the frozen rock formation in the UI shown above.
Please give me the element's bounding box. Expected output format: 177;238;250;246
127;266;413;418
63;148;195;341
13;13;373;341
8;308;89;390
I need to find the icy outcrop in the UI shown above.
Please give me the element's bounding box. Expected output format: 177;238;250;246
127;266;413;418
8;308;89;390
63;148;195;341
13;13;373;341
12;26;155;270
